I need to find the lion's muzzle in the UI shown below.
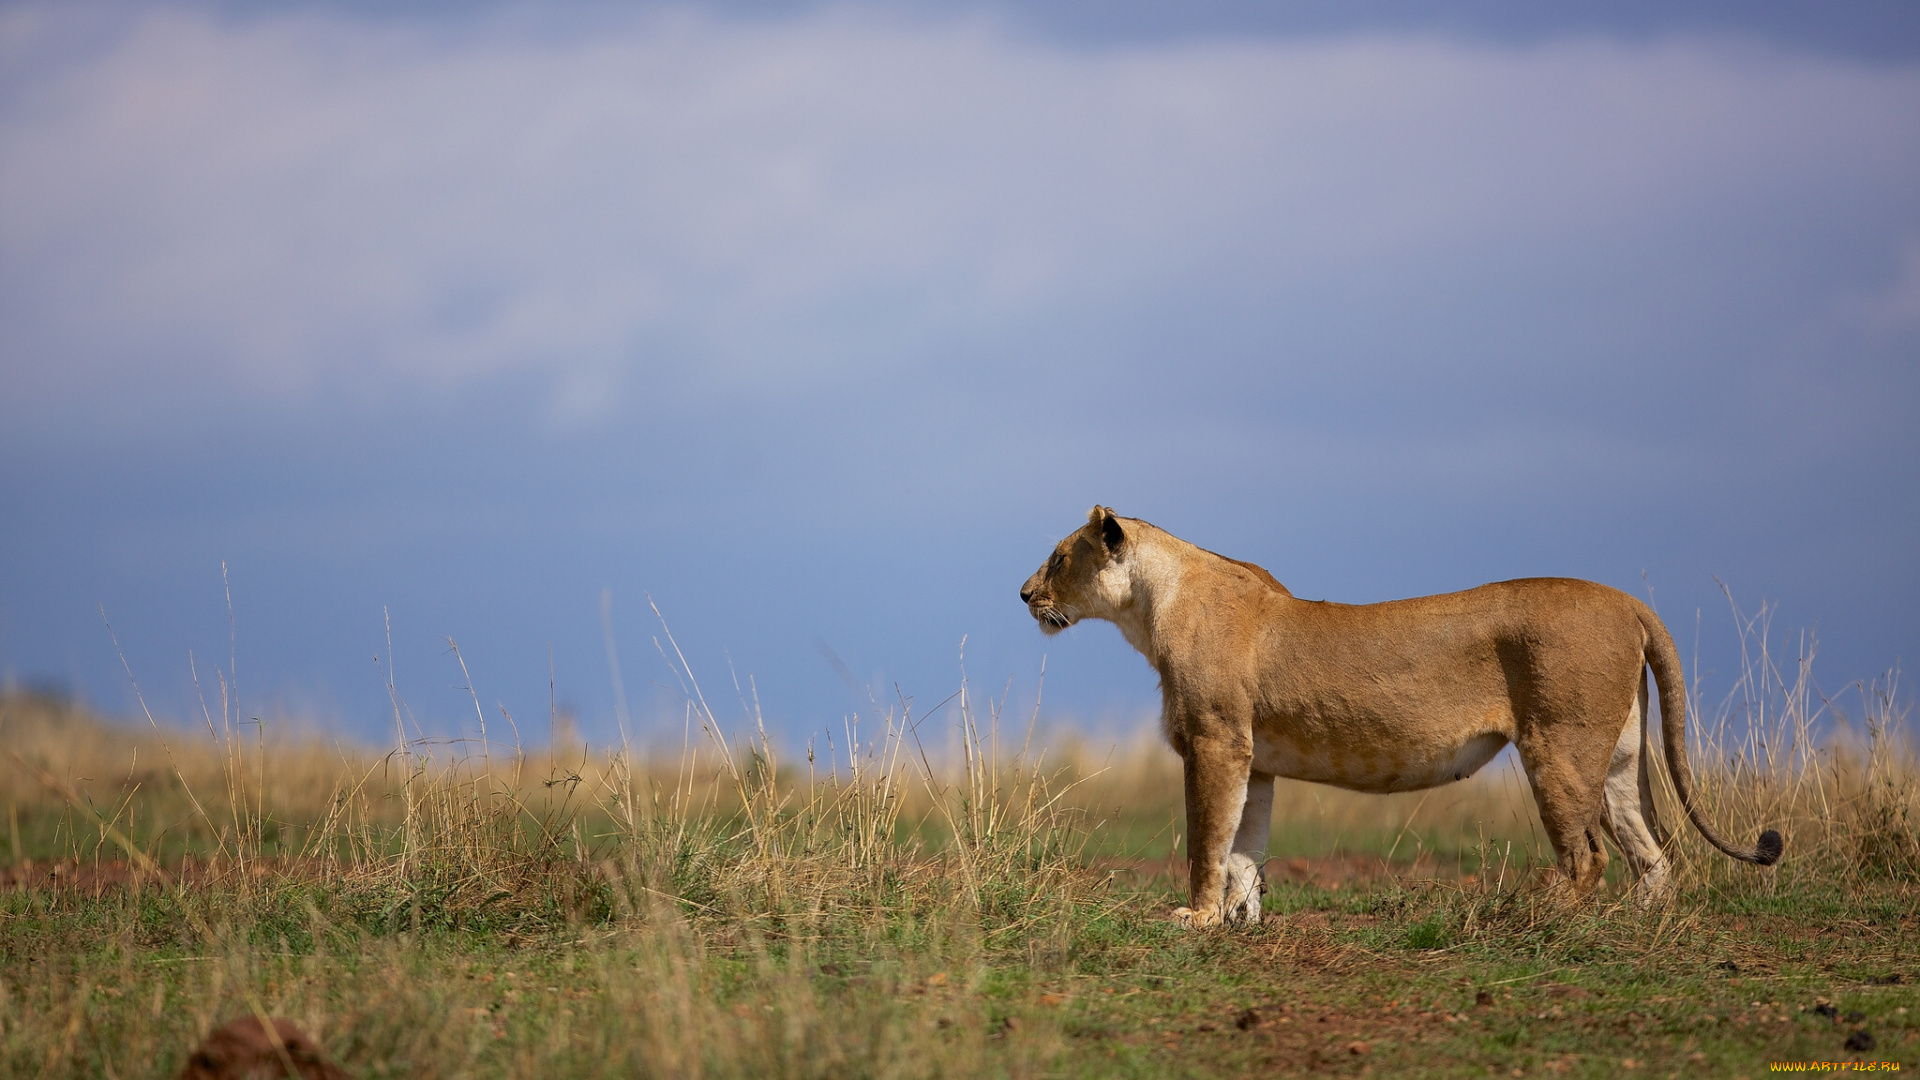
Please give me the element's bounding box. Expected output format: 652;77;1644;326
1022;569;1071;632
1028;601;1072;632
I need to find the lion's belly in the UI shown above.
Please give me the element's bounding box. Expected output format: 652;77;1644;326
1252;726;1510;794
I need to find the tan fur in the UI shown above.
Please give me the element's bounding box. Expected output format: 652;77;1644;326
1021;507;1781;926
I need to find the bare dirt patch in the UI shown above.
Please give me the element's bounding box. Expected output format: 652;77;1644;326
1166;998;1496;1074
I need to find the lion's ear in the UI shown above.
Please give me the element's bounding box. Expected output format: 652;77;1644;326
1097;507;1125;553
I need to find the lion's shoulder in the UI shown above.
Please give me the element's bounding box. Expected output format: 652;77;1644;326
1187;544;1291;596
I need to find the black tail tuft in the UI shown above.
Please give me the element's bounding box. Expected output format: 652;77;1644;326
1754;829;1784;866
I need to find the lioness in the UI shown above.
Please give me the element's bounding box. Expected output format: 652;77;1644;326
1021;507;1781;926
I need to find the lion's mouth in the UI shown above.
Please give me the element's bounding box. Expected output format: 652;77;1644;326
1033;607;1072;633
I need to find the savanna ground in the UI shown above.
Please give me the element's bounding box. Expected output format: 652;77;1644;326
1;615;1915;1078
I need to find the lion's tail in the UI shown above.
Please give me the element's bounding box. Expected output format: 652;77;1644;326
1641;609;1783;867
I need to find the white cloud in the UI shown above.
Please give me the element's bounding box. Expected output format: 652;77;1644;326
2;4;1917;432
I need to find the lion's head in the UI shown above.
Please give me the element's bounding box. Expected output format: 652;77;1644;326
1019;505;1130;635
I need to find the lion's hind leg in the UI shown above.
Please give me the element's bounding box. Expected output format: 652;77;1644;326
1600;672;1673;907
1517;746;1611;899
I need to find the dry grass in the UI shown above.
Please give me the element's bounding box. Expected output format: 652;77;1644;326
0;651;1113;1078
1656;595;1917;893
2;598;1912;902
0;602;1914;1077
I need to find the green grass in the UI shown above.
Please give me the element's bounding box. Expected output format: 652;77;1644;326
2;862;1914;1077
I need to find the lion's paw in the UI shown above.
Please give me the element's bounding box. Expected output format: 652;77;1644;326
1172;906;1224;929
1222;853;1266;925
1628;869;1675;911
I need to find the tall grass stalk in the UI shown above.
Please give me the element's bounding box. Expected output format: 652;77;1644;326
1656;589;1917;893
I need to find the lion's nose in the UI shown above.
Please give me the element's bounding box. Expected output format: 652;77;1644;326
1020;586;1035;604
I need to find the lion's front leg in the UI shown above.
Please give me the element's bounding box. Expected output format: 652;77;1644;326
1172;727;1254;928
1222;770;1274;924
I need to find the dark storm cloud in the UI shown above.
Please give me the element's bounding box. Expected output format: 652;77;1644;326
156;0;1920;61
1;2;1914;740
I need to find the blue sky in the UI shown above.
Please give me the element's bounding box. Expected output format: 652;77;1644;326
3;1;1916;750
